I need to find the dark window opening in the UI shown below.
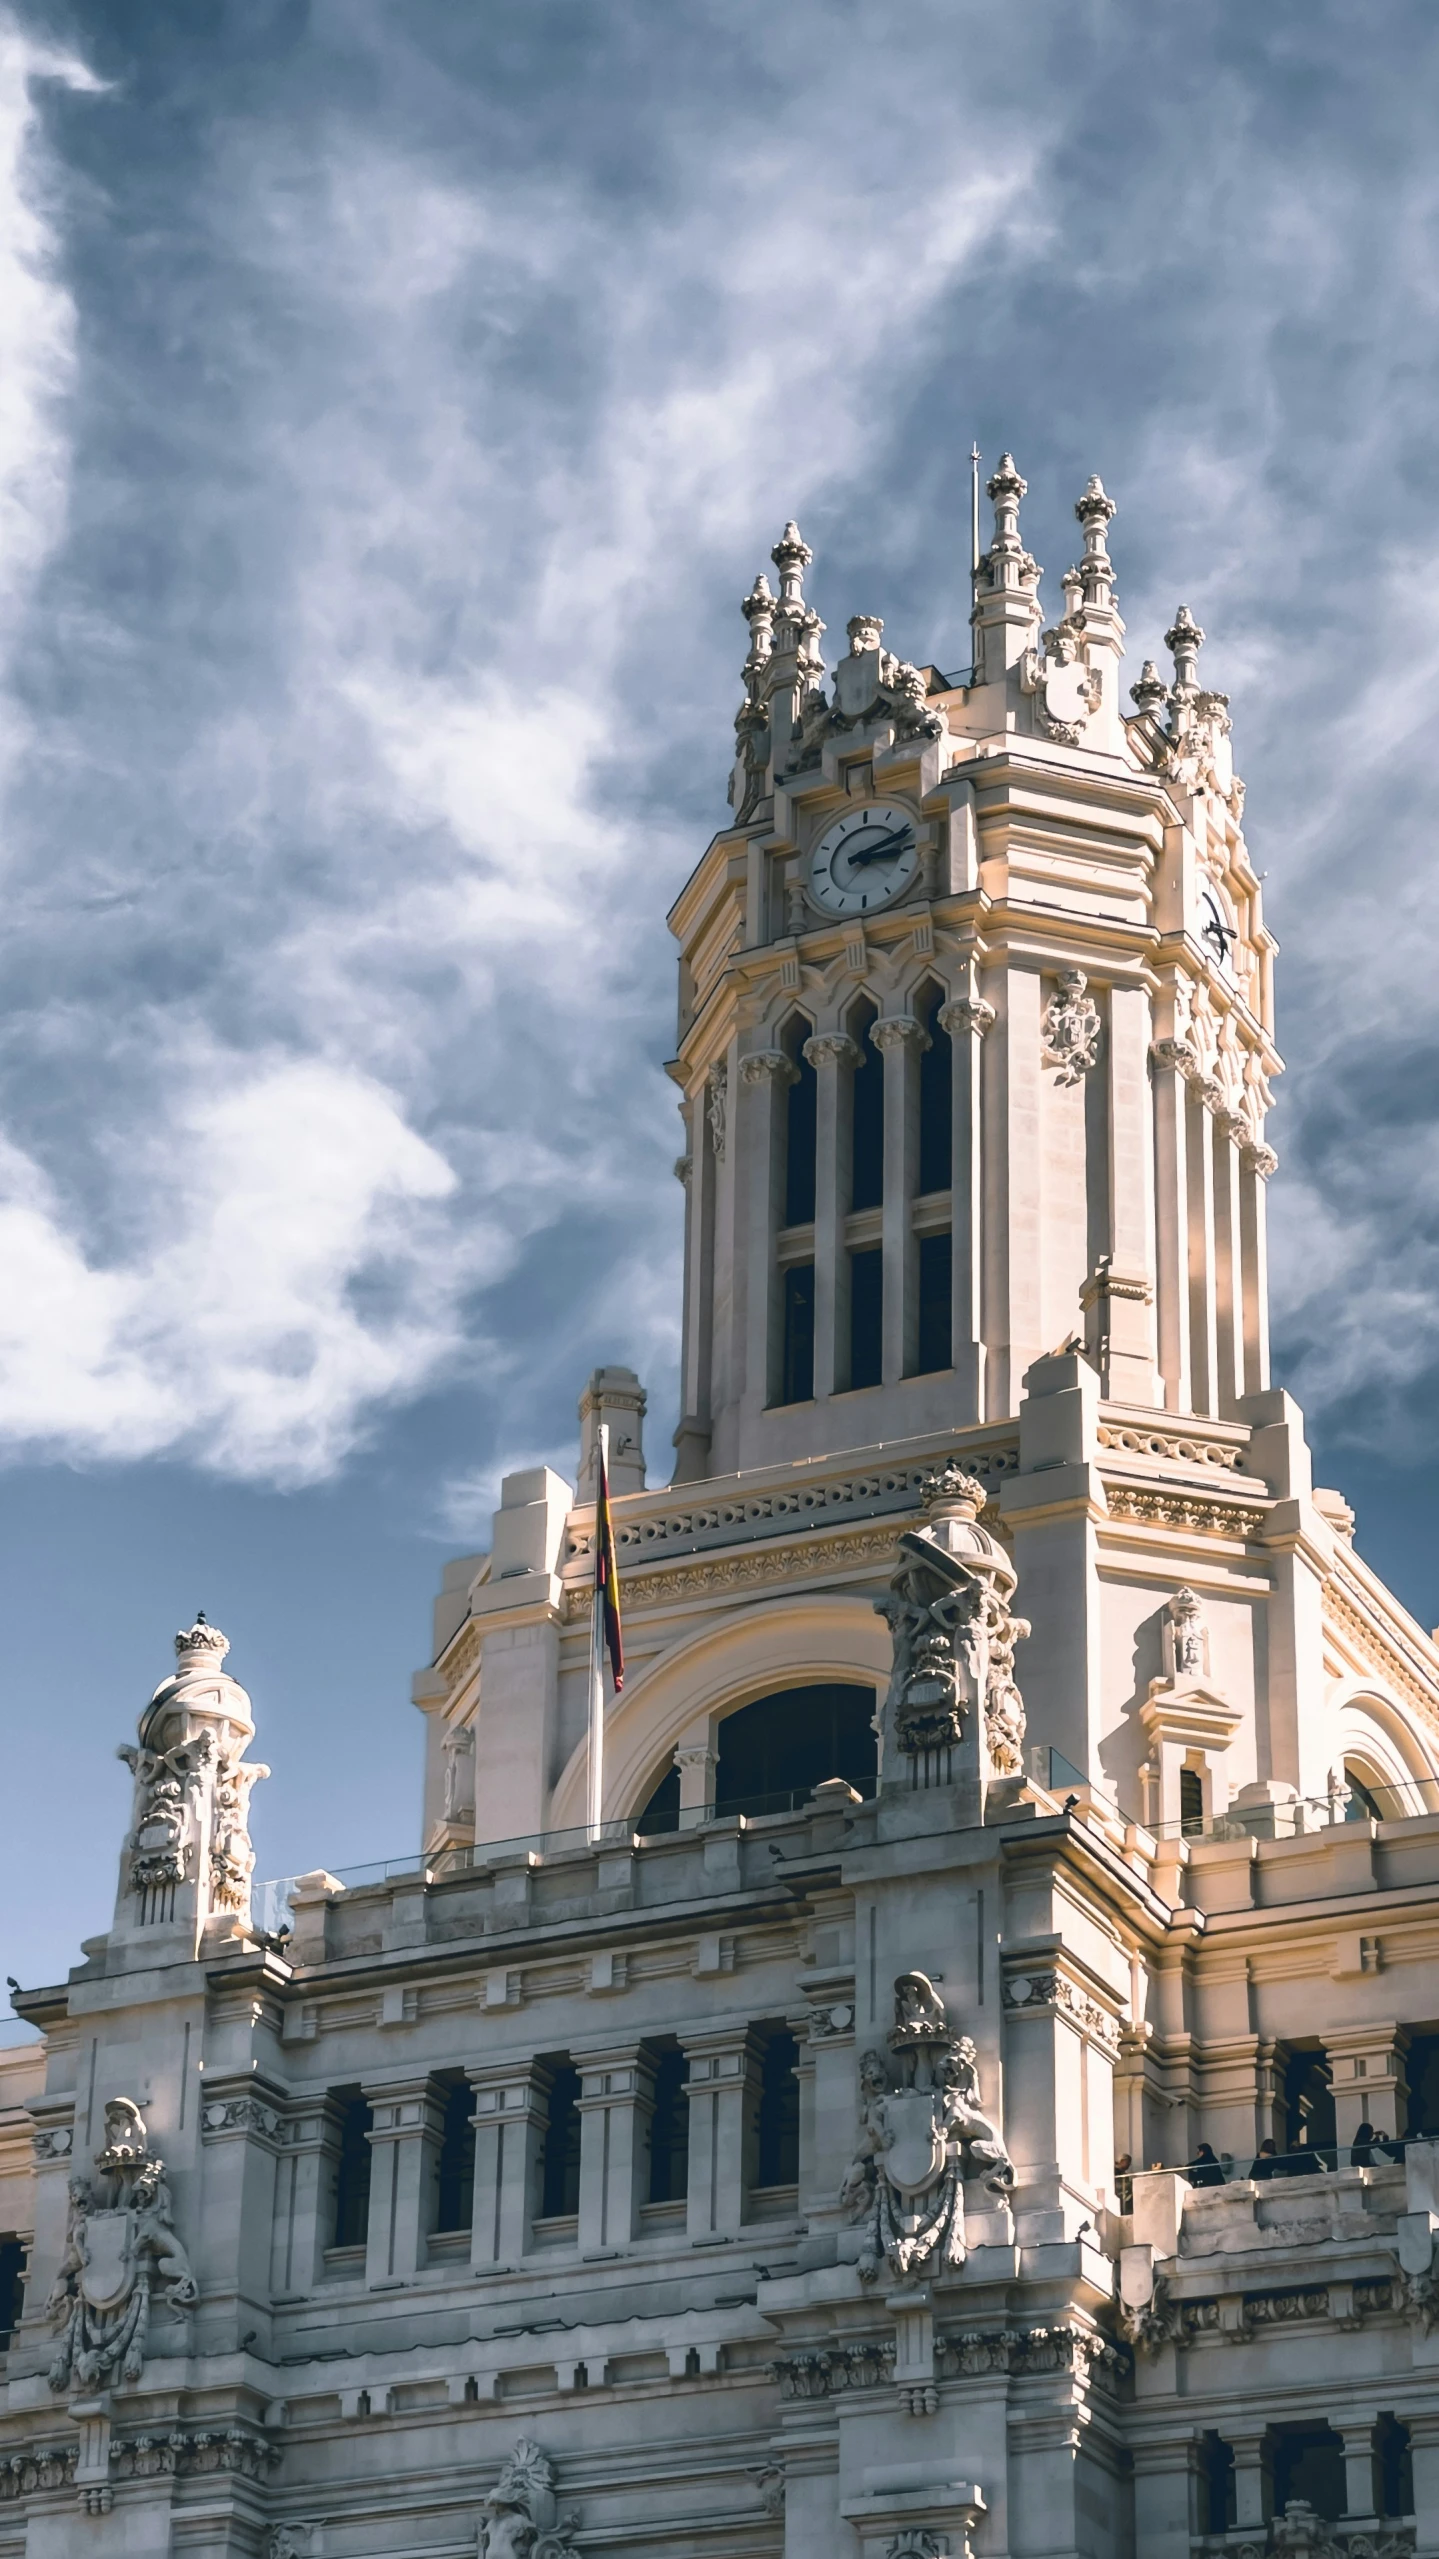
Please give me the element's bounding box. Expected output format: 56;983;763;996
851;1014;884;1212
1272;2426;1345;2522
636;1761;680;1834
916;1232;951;1374
0;2236;25;2349
849;1245;883;1389
785;1031;817;1226
539;2062;582;2219
332;2093;373;2249
1375;2416;1414;2518
1179;1767;1204;1836
1283;2049;1336;2160
1345;1762;1386;1822
1199;2435;1236;2536
1407;2035;1439;2138
918;993;952;1195
781;1263;815;1404
715;1682;876;1816
434;2078;476;2233
647;2045;690;2204
754;2028;800;2188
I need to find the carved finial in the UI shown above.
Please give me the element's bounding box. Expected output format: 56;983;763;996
770;520;813;602
846;613;884;654
1164;604;1204;692
175;1617;229;1666
919;1460;987;1520
986;452;1026;555
1074;474;1116;609
1129;659;1170;715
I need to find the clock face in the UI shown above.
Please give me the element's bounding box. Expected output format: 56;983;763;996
808;802;919;917
1199;885;1237;977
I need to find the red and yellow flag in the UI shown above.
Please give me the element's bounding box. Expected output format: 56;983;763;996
594;1434;624;1692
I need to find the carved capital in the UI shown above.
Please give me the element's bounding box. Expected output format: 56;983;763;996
1241;1141;1279;1178
740;1049;798;1087
870;1014;929;1055
802;1032;860;1072
938;996;995;1040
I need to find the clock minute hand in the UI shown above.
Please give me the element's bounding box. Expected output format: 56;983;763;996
848;828;913;868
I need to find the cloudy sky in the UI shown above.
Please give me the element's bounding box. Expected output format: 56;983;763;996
3;0;1439;2002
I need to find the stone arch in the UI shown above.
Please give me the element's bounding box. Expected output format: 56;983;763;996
548;1593;892;1833
1332;1682;1439;1818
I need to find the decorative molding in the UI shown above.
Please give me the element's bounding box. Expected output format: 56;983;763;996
1102;1483;1269;1539
1324;1579;1439;1729
772;2339;894;2397
871;1014;929;1056
572;1524;907;1618
200;2096;281;2142
565;1447;1020;1567
939;996;995;1040
739;1048;798;1087
1096;1421;1251;1474
1001;1969;1123;2054
804;1999;856;2040
803;1032;860;1072
32;2127;72;2162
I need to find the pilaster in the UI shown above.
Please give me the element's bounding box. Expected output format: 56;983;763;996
271;2093;348;2298
1103;980;1160;1405
681;2025;761;2240
940;981;992;1421
1150;1033;1193;1412
575;2041;654;2255
1130;2437;1197;2559
805;1032;857;1399
740;1047;796;1417
467;2060;550;2272
1186;1083;1220;1415
364;2076;446;2287
986;965;1044;1417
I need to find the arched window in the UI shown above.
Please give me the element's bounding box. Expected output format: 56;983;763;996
784;1017;817;1226
850;1001;883;1212
715;1682;877;1814
918;987;952;1195
635;1761;680;1833
1344;1761;1389;1822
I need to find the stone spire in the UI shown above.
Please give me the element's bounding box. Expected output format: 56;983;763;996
730;572;775;824
762;519;825;782
971;453;1041;686
1074;474;1118;611
1164;603;1205;697
113;1614;269;1954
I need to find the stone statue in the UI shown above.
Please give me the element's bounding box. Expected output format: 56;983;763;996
117;1618;268;1936
47;2097;197;2394
840;1976;1013;2283
1165;1587;1208;1681
480;2438;577;2559
875;1467;1028;1787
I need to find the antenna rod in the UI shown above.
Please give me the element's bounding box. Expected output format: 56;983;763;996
970;443;981;577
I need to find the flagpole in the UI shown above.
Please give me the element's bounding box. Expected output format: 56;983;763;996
587;1422;609;1844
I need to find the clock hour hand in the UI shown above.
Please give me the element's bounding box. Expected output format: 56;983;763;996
847;828;913;868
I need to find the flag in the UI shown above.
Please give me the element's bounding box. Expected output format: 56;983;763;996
594;1433;624;1692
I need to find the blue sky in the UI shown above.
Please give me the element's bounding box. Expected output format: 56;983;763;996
3;0;1439;2005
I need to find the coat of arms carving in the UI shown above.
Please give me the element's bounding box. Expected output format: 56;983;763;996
840;1974;1013;2282
46;2097;197;2393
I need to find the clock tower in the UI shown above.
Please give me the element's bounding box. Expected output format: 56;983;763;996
669;462;1278;1484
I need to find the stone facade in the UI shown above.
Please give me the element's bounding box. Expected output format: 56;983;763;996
6;460;1439;2558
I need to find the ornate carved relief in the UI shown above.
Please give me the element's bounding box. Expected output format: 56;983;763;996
705;1060;728;1162
480;2439;578;2559
875;1463;1027;1784
46;2098;197;2394
938;995;995;1040
839;1972;1012;2282
118;1618;268;1933
1041;971;1102;1084
1020;617;1103;745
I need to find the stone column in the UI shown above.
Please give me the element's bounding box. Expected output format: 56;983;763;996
1239;1142;1274;1397
467;2060;550;2272
1213;1117;1246;1415
1409;2408;1439;2559
873;1014;926;1385
740;1048;796;1415
804;1032;858;1398
1328;2027;1408;2148
1229;2430;1271;2533
1130;2440;1198;2559
195;2078;284;2349
1336;2419;1379;2522
364;2076;446;2288
270;2092;348;2297
986;965;1044;1417
1186;1084;1219;1415
681;2026;761;2240
675;1726;717;1826
1105;982;1161;1405
940;982;993;1422
1150;1038;1193;1413
575;2042;654;2255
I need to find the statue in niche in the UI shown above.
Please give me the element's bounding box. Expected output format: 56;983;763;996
47;2098;197;2394
840;1974;1013;2283
1165;1587;1208;1681
876;1465;1028;1783
480;2439;578;2559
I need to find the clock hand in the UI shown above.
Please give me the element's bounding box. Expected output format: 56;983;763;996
846;828;914;868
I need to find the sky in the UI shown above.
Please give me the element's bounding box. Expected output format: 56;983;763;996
3;0;1439;2008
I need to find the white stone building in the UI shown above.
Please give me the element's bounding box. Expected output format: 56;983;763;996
6;458;1439;2559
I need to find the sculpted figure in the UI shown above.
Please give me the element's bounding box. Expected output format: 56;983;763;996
839;1977;1014;2282
480;2438;577;2559
47;2096;196;2394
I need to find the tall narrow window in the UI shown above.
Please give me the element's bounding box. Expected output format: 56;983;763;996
434;2079;476;2233
918;994;952;1194
1375;2416;1414;2519
916;1232;951;1374
539;2062;582;2219
754;2028;800;2189
0;2237;25;2349
849;1245;883;1389
781;1263;815;1403
332;2093;373;2248
785;1033;817;1226
851;1016;883;1212
1179;1767;1204;1836
647;2045;690;2204
1198;2436;1236;2536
